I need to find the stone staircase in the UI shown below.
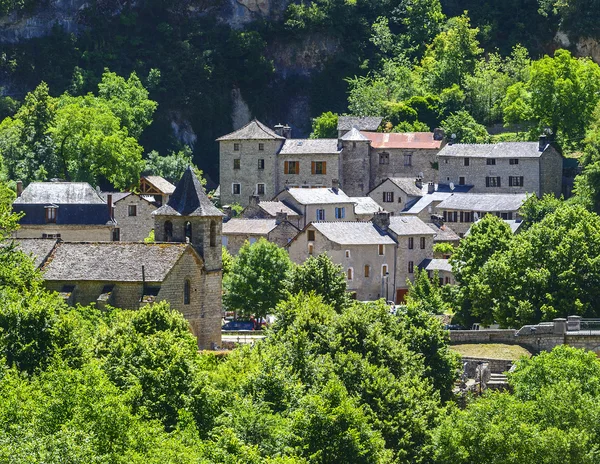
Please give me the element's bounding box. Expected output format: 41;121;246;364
486;373;509;390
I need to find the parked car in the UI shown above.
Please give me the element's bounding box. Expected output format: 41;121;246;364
221;320;255;331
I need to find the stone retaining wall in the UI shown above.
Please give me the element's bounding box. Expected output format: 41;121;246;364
461;356;514;374
450;329;517;344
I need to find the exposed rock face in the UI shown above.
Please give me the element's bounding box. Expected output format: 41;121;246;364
170;114;198;148
219;0;288;29
576;37;600;64
268;34;341;78
0;0;88;43
231;87;252;130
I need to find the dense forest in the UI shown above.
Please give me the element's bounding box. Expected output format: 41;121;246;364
0;0;600;184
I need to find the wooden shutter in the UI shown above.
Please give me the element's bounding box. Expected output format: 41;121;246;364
284;161;289;174
295;162;300;174
520;176;524;186
460;211;464;222
486;177;490;187
509;176;513;187
311;161;316;175
323;162;327;174
497;176;501;187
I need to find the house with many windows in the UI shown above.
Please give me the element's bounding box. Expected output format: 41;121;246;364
218;119;447;206
437;137;563;197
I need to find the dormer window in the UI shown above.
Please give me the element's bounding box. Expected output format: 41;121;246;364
45;205;57;223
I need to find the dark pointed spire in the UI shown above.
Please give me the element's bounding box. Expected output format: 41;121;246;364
153;167;223;217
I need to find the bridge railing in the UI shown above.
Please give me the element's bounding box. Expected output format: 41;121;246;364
574;320;600;335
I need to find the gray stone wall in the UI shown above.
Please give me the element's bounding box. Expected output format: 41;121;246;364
461;356;515;374
275;153;340;192
114;195;156;242
268;221;300;248
393;233;434;295
539;147;563;197
223;234;263;255
368;180;422;215
340;140;371;196
219;139;282;207
14;225;113;241
287;227;395;301
449;329;518;344
369;148;438;188
438;155;542;195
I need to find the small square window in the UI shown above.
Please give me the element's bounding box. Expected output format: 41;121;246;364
258;159;265;170
378;244;384;256
128;205;137;217
256;183;265;195
408;237;414;249
379;152;389;165
234;143;240;151
464;158;470;166
45;207;57;223
259;143;264;151
232;183;241;195
509;158;519;165
459;176;465;185
308;243;314;255
487;158;496;165
234;159;240;170
335;207;345;219
308;230;315;241
383;192;394;203
345;250;351;258
404;154;412;166
316;209;325;221
408;261;414;273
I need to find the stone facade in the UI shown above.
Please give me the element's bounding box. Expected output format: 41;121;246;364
113;194;157;242
369;148;439;188
219;137;283;207
222;217;299;254
13;225;113;241
339;136;371;197
438;141;563;197
275;188;357;228
368;178;424;215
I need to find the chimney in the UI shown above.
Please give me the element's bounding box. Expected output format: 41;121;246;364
415;177;423;189
430;214;444;228
372;210;390;231
249;195;260;207
282;124;292;139
107;194;113;220
433;128;445;141
223;205;234;220
331;178;340;193
427;182;435;194
274;124;284;136
16;180;23;198
538;134;548;152
275;211;288;225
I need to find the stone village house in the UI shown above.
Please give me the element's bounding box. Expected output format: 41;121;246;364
218;119;446;206
222;215;300;254
14;168;224;350
287;212;435;302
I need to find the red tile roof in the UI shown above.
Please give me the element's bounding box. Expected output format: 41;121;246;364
361;131;444;149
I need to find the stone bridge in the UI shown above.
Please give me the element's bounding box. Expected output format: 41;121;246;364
449;316;600;354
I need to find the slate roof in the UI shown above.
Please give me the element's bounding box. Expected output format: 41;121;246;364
153;167;224;217
285;187;354;205
438;142;550;158
42;242;190;282
436;193;528;212
216;119;285;141
337;116;383;131
402;184;473;214
258;201;301;217
340;127;370;142
421;258;452;273
370;178;424;197
12;238;58;269
388;216;436;236
279;139;341;155
14;182;106;205
142;176;176;194
223;219;278;235
427;223;460;242
312;222;396;245
361;132;443;149
350;197;381;216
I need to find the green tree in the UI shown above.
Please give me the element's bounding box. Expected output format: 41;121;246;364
441;110;489;143
502;49;600;148
405;268;448;314
224;239;292;318
310;112;338;139
284;253;350;312
144;146;205;185
420;14;483;92
520;193;564;229
449;214;513;326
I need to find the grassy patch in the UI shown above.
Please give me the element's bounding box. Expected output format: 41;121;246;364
451;343;532;360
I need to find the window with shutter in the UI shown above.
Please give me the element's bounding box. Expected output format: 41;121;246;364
284;161;289;174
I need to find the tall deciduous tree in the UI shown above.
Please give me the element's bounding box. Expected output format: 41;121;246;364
309;111;338;139
224;239;292;319
284;253;350;312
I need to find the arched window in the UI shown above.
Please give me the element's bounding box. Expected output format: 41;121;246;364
347;268;353;281
164;221;173;242
184;279;191;305
210;220;217;247
185;221;192;242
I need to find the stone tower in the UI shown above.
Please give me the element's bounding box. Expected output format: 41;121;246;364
153;167;224;349
339;127;371;196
